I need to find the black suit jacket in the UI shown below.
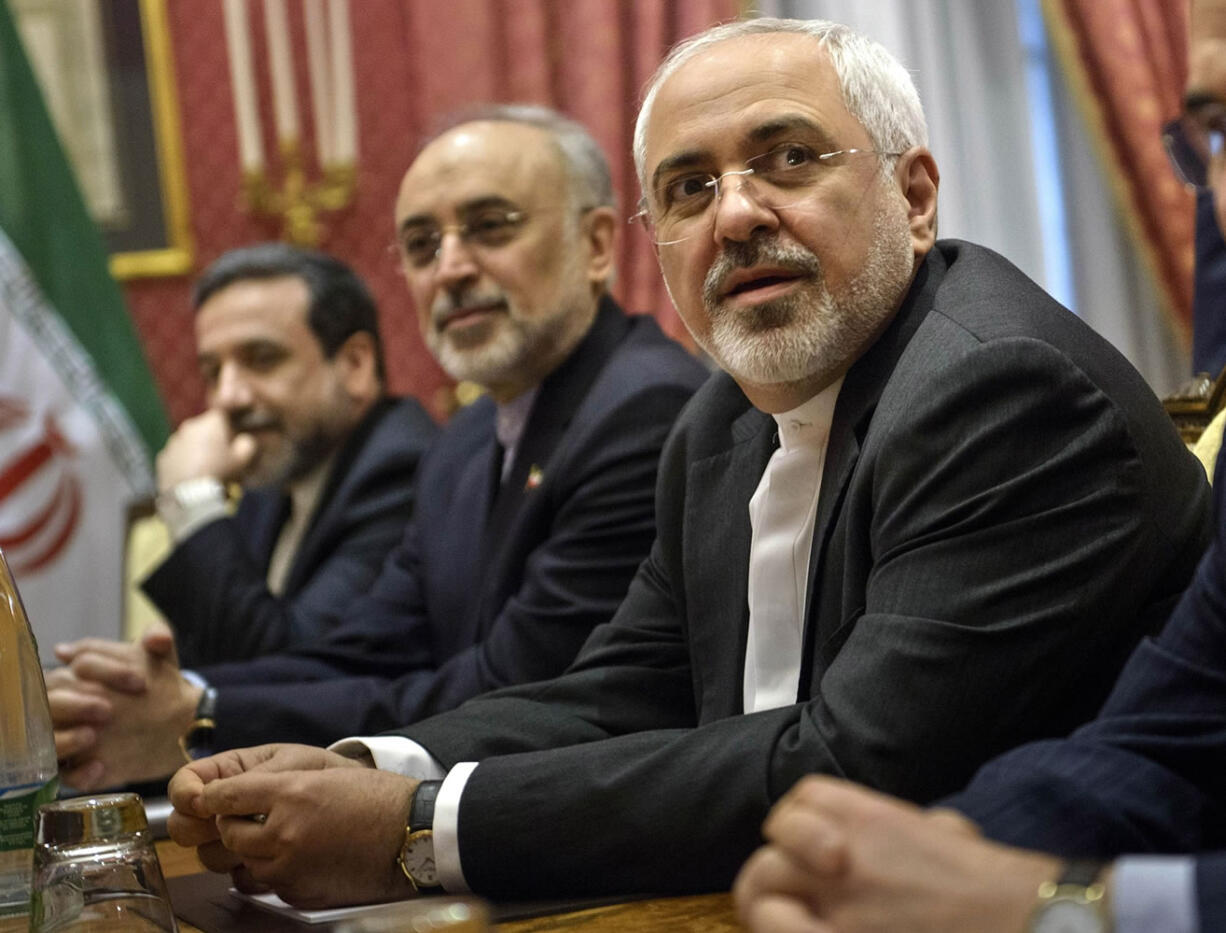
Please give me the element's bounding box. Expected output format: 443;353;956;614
200;298;708;747
945;444;1226;922
397;241;1210;898
142;397;437;667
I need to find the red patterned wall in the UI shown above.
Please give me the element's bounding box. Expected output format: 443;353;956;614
123;0;734;426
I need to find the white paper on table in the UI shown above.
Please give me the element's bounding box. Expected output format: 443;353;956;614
233;888;418;924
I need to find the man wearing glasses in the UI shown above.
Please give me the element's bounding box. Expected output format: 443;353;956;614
167;19;1207;906
732;7;1226;933
49;104;706;789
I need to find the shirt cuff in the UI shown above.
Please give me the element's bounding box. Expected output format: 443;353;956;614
1112;856;1197;933
328;735;447;779
180;669;208;689
156;478;228;541
435;762;478;893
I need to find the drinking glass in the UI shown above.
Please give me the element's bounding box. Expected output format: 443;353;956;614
28;793;177;931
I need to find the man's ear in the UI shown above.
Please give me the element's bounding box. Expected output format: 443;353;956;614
894;147;939;257
582;206;619;286
334;331;379;398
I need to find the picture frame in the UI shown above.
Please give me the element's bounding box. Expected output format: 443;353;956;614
14;0;194;279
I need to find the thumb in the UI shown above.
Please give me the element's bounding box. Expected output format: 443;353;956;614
142;620;179;664
229;433;258;472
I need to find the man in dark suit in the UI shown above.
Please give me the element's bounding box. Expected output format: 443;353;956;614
134;244;437;668
164;20;1208;908
49;105;706;791
733;6;1226;932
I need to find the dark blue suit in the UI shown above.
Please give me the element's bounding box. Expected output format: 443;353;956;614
948;444;1226;930
143;397;437;668
199;298;708;748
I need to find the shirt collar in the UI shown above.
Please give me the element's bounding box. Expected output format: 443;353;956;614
771;376;844;453
495;387;539;453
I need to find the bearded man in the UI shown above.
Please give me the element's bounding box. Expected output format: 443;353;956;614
167;19;1208;905
138;244;437;666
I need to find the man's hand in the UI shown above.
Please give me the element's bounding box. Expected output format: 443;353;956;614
156;408;256;491
734;776;1061;933
47;623;200;790
168;744;418;908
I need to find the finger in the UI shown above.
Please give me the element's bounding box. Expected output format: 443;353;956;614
141;621;177;661
43;666;80;690
59;758;107;791
217;814;279;859
230;433;258;471
197;840;245;875
54;725;99;760
762;804;848;876
229;864;273;896
199;770;286;818
69;653;146;694
167;810;220;848
736;846;831;911
740;895;830;933
48;688;112;727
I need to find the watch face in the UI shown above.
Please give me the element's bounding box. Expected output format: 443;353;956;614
402;832;439;887
1032;899;1107;933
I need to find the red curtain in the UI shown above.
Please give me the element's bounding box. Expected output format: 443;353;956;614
128;0;734;423
1043;0;1194;336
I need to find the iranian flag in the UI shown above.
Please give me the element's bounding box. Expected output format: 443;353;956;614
0;5;168;659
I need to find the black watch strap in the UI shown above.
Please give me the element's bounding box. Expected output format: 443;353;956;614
179;686;218;761
409;780;442;832
1058;859;1106;888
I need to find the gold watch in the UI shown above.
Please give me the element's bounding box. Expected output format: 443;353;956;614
1028;859;1111;933
397;780;442;892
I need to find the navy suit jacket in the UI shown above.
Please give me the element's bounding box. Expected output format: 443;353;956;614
143;397;437;667
395;241;1210;899
947;442;1226;931
200;298;708;748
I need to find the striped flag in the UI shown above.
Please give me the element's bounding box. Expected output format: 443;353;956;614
0;5;167;658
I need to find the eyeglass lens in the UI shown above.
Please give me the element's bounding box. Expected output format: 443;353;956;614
639;146;886;246
1163;116;1225;189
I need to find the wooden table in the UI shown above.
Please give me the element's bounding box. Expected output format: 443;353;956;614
2;841;738;931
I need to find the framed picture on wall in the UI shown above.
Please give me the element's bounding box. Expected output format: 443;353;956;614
13;0;193;280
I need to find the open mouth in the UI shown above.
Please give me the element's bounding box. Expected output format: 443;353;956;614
725;272;803;297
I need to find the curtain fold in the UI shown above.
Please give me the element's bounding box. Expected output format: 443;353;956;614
1044;0;1194;334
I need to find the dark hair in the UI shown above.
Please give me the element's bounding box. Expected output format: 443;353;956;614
192;243;386;382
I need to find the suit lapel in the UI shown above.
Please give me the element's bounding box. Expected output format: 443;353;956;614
687;403;776;718
797;251;945;693
237;489;290;578
482;298;630;556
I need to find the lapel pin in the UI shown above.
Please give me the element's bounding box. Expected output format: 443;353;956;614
524;464;544;491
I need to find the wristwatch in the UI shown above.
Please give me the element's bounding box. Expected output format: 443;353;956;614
1029;859;1112;932
397;780;442;893
178;686;217;761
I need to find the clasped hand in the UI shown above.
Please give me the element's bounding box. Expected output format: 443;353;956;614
168;743;419;908
46;621;199;789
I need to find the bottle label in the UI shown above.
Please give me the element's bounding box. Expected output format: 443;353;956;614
0;778;59;852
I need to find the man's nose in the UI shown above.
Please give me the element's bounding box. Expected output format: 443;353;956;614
711;174;780;245
433;232;481;289
212;362;254;410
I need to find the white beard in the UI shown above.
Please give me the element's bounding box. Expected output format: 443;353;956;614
697;206;915;386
